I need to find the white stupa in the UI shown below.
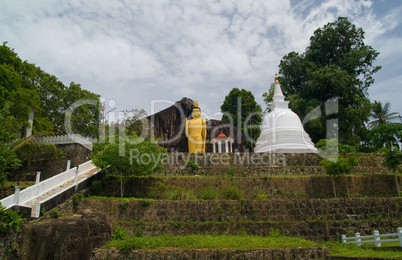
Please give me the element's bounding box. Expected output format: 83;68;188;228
254;75;317;153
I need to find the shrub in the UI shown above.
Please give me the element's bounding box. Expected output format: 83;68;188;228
0;205;25;234
72;193;84;209
50;208;60;218
221;183;245;200
91;180;103;195
139;199;152;207
120;199;129;209
113;226;127;241
227;167;236;176
269;228;281;238
166;187;196;200
256;190;269;200
198;185;219;200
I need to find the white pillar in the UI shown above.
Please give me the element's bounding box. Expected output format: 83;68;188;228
25;110;34;138
225;140;229;153
218;141;222;153
35;171;41;185
212;142;216;153
230;142;233;153
13;186;20;205
66;160;71;171
74;166;79;192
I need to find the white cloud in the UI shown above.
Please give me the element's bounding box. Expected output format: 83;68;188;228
0;0;401;119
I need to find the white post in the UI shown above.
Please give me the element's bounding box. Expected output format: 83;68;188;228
74;166;79;192
35;202;41;218
25;110;34;138
355;232;361;247
373;230;381;247
397;227;402;247
66;160;71;171
35;171;41;185
13;186;20;205
212;141;216;153
218;141;222;153
225;140;229;153
341;234;347;244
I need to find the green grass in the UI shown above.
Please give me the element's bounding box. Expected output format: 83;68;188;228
105;234;319;252
325;241;402;259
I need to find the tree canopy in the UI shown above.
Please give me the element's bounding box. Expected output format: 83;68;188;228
0;42;100;139
266;17;381;147
221;88;262;150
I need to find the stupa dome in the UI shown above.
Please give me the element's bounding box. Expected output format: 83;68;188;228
254;75;317;153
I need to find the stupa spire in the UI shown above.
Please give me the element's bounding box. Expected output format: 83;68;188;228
270;73;289;110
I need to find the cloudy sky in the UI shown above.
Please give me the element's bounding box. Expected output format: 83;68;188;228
1;0;401;122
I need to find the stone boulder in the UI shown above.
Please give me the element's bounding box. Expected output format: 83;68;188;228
18;214;113;260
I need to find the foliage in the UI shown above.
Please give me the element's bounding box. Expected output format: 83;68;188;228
113;226;127;241
220;182;245;200
91;133;167;197
0;204;26;234
105;234;319;252
185;159;199;173
367;123;402;151
50;208;60;218
269;17;381;146
121;108;153;140
383;149;402;197
120;199;129;209
262;83;275;113
369;101;399;129
317;139;359;198
221;88;262;150
165;186;196;200
198;185;219;200
0;42;100;139
72;193;84;209
0;110;21;185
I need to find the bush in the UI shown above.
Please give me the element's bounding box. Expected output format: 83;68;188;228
198;185;219;200
165;187;196;200
113;226;127;241
0;205;25;234
72;193;84;209
221;183;245;200
91;180;103;195
139;199;152;207
50;208;60;218
120;199;129;209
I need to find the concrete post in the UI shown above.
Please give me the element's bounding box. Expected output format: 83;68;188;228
355;232;361;247
397;227;402;247
35;171;41;185
74;166;79;192
341;234;346;243
13;186;20;205
66;160;71;171
373;230;381;247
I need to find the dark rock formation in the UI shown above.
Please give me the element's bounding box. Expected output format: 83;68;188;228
148;97;246;152
18;214;113;260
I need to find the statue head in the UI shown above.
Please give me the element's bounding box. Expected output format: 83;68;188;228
192;100;201;119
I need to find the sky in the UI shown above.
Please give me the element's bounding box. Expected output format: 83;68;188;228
1;0;401;122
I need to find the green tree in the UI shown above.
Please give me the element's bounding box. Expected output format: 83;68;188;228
369;101;399;129
317;139;359;198
0;42;100;139
367;123;402;151
383;149;402;197
91;134;166;197
0;109;21;185
221;88;262;150
270;17;381;146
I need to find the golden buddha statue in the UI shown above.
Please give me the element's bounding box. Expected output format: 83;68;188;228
185;100;207;153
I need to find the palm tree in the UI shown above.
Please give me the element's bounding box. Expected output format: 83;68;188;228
368;101;399;129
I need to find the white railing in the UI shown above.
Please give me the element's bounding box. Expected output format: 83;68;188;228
0;160;96;209
342;228;402;247
34;134;93;150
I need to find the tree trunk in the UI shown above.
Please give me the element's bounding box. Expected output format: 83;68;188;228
331;176;337;198
394;171;401;197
